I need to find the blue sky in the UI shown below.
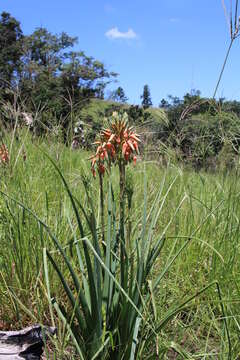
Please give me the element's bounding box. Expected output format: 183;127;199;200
1;0;240;105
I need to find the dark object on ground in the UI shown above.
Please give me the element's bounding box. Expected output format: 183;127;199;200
0;325;56;359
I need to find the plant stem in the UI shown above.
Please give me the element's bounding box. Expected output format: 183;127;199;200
99;172;105;250
119;160;126;233
213;38;234;99
119;159;126;287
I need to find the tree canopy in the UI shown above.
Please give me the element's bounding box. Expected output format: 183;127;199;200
0;12;117;113
110;86;128;103
0;12;23;87
141;84;152;109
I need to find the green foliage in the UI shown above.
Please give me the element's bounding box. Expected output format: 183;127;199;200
151;90;240;169
127;105;144;122
109;86;128;103
18;27;76;112
222;99;240;116
18;27;116;115
166;112;240;169
0;12;23;88
141;84;152;110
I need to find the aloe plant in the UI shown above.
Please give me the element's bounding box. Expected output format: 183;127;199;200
41;114;231;358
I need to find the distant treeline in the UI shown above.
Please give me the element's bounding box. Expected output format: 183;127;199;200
153;91;240;170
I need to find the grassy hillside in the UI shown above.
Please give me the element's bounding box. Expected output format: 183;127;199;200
77;98;167;126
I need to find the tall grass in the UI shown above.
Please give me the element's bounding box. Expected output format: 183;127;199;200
0;130;240;357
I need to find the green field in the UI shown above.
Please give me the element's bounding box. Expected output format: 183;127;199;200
1;130;240;358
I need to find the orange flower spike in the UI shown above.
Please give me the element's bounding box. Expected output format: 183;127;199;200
127;140;135;152
0;144;9;163
102;129;111;137
100;151;105;160
111;148;116;157
129;133;141;142
90;112;140;176
122;142;128;156
98;163;105;175
91;157;97;166
89;154;95;160
104;149;108;160
91;167;96;178
124;151;130;161
132;140;139;153
108;133;115;142
92;141;101;145
104;128;111;133
106;142;112;150
96;146;102;155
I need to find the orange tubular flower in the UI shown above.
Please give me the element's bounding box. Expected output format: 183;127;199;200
129;133;140;142
132;140;139;153
124;151;130;161
127;140;135;151
92;167;96;178
122;142;128;156
108;133;115;142
91;158;96;167
98;163;105;175
0;144;9;164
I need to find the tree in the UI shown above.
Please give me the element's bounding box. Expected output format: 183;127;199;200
18;27;117;113
159;98;170;109
167;94;182;107
183;89;201;106
19;28;76;95
0;12;23;88
141;84;152;109
60;51;117;102
0;12;119;140
110;86;128;103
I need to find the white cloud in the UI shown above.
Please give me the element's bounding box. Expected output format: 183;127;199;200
105;27;137;40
